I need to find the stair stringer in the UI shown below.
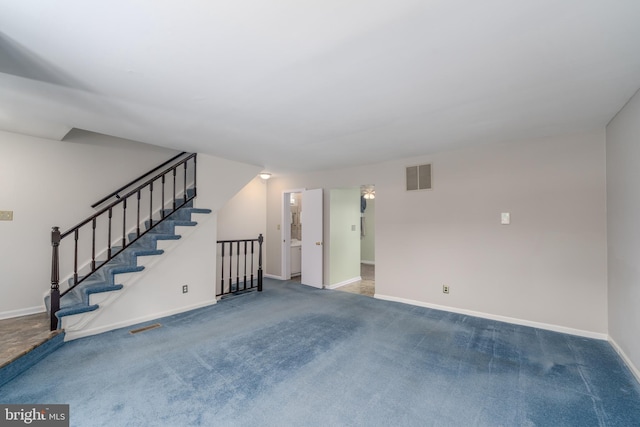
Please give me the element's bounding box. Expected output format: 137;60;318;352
63;211;218;341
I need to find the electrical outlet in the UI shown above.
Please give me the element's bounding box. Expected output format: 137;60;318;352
443;285;450;294
182;285;188;294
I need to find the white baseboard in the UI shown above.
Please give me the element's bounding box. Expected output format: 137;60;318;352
264;274;284;280
64;299;217;341
361;260;375;265
327;276;361;290
609;337;640;384
0;306;46;320
373;293;608;341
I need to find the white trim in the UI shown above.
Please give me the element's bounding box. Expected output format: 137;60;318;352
0;306;45;320
64;299;217;341
609;337;640;384
264;273;284;280
360;260;375;265
327;276;361;290
373;294;608;340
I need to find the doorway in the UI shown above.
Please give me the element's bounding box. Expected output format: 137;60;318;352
334;185;375;297
281;188;324;288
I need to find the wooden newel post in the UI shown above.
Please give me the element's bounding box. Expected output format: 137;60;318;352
257;234;264;292
50;226;61;331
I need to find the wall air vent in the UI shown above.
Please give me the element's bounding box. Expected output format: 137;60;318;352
406;164;432;191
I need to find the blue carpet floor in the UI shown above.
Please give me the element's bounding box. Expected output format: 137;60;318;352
1;279;639;426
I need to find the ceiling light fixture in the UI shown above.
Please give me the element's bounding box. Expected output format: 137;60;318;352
259;172;272;180
363;189;375;200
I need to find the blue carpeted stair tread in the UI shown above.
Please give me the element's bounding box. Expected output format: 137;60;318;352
144;219;198;229
188;208;212;214
172;220;199;226
162;207;211;218
103;264;145;275
46;200;210;323
129;231;181;240
85;283;124;297
55;303;99;319
128;248;164;257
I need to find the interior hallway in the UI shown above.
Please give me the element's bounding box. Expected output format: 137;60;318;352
336;263;375;297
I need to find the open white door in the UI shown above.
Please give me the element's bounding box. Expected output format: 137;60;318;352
301;188;323;288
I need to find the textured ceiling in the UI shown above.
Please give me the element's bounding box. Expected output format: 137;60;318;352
1;1;640;173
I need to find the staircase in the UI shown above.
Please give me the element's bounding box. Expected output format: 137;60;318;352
45;199;211;326
46;153;213;334
43;151;263;339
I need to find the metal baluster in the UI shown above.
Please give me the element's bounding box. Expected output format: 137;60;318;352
250;241;255;287
192;156;197;198
219;242;225;296
236;241;240;291
243;241;248;290
183;162;187;205
122;198;127;249
136;190;141;238
50;227;61;330
73;229;79;286
172;168;177;210
107;208;112;258
258;234;263;292
91;218;97;271
149;182;154;228
228;242;233;293
161;175;166;219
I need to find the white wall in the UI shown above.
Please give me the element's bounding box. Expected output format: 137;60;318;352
329;188;361;286
195;154;263;214
266;131;608;336
606;89;640;378
217;177;267;241
0;130;180;318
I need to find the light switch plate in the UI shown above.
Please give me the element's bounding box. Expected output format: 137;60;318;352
501;212;510;225
0;211;13;221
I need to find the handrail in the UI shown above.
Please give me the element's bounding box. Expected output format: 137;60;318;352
50;153;197;330
90;152;187;208
62;153;196;239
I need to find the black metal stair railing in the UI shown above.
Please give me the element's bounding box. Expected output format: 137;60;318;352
90;152;187;209
49;153;197;330
217;235;263;297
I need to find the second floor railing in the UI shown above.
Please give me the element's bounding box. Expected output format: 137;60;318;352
216;235;263;297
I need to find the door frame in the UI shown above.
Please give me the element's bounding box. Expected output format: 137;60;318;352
300;188;324;288
281;188;306;280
